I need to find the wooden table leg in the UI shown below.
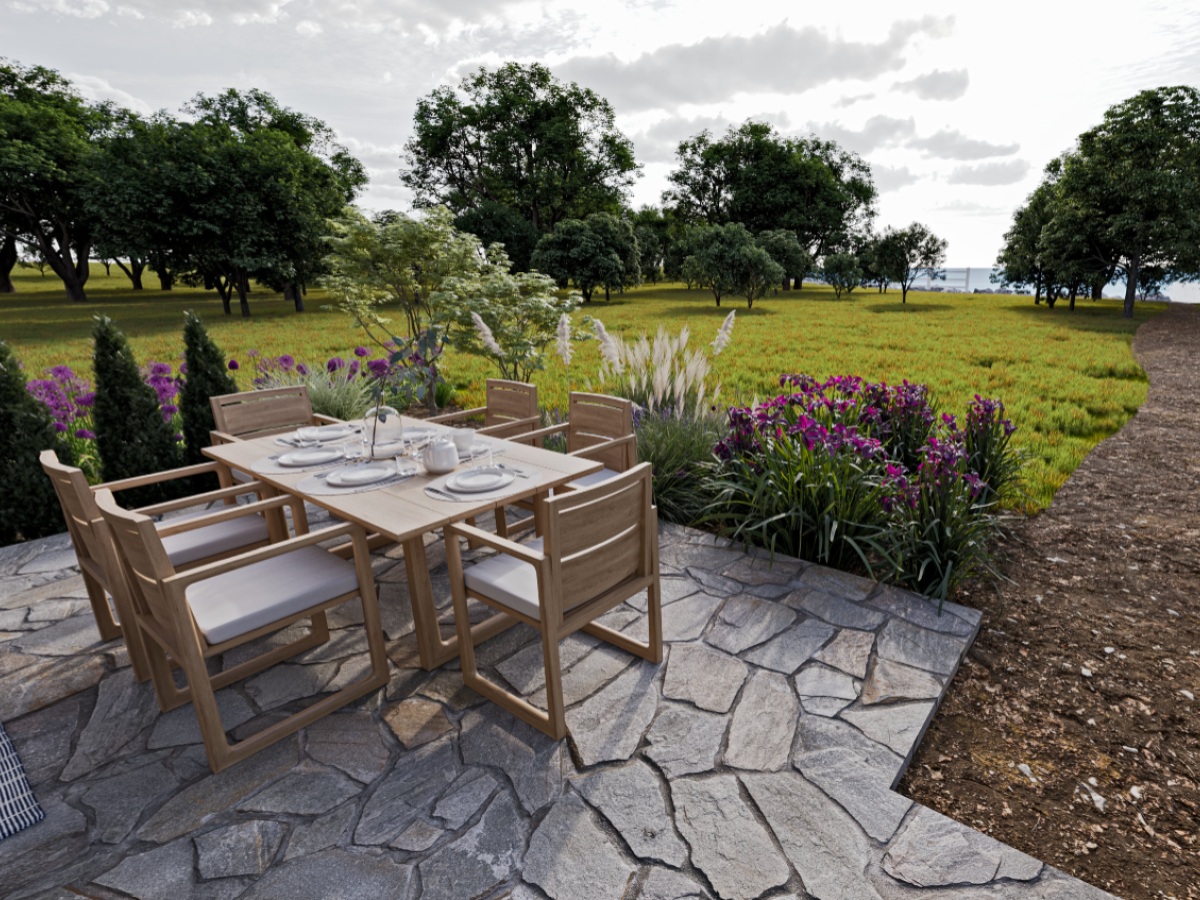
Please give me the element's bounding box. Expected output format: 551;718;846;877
257;484;290;544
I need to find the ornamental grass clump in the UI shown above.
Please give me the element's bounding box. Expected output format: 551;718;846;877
250;351;374;421
634;404;724;527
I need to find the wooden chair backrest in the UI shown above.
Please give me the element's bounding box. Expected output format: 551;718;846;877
211;385;315;440
483;380;538;438
94;489;177;629
39;450;106;570
566;392;636;471
543;463;653;613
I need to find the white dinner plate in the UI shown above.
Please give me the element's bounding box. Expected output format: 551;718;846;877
446;466;515;493
277;447;344;467
402;426;439;442
297;424;358;442
326;464;396;487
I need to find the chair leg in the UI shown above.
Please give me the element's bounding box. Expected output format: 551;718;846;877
82;569;121;642
540;626;567;739
143;627;193;713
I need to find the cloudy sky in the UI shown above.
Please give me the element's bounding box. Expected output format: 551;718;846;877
6;0;1199;263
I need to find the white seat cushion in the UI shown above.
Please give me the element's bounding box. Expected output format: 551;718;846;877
567;467;621;489
186;545;359;645
464;538;546;621
156;509;271;567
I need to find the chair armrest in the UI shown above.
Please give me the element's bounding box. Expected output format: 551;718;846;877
94;461;221;495
155;494;292;537
478;415;541;437
446;522;546;565
312;414;344;425
209;430;239;445
505;421;568;446
163;522;359;590
567;433;635;460
133;482;266;517
428;406;486;424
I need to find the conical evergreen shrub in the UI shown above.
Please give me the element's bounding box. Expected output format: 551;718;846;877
0;341;73;543
180;311;238;467
92;316;183;508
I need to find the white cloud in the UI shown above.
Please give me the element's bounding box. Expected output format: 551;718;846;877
936;199;1007;216
946;159;1031;185
873;164;920;193
628;111;791;162
68;73;153;113
834;93;875;108
892;68;969;101
20;0;110;16
295;19;321;35
909;129;1018;160
805;115;916;155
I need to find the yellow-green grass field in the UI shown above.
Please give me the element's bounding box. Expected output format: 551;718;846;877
1;265;1165;510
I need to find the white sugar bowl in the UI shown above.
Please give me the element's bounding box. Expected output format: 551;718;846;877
422;437;460;475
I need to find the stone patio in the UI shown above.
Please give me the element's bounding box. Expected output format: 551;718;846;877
0;508;1118;900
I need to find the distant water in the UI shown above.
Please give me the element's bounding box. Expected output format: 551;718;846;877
926;268;1197;302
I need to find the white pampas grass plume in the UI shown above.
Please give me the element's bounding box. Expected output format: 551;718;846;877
711;311;736;356
555;314;573;366
592;318;624;375
472;312;505;357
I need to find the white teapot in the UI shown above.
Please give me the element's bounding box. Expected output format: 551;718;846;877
422;436;459;474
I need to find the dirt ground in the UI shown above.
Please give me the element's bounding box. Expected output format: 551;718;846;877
900;304;1200;900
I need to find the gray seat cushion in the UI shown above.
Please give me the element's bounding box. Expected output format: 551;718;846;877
567;466;621;490
156;510;270;567
464;538;554;621
186;545;359;645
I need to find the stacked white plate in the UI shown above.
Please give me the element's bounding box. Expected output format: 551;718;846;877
445;466;515;493
325;463;398;487
297;424;359;443
277;447;344;467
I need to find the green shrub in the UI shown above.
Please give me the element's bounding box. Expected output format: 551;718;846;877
0;342;73;543
92;316;184;507
820;253;863;298
633;408;722;526
180;311;237;466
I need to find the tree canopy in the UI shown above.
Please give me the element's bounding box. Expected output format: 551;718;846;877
681;222;783;308
530;212;639;301
884;222;948;303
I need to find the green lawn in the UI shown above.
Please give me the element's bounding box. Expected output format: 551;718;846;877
2;265;1164;510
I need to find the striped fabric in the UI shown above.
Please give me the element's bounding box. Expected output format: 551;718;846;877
0;720;43;841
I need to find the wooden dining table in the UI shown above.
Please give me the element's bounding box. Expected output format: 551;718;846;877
202;416;602;671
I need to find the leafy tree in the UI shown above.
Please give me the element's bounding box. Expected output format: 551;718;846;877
0;340;72;542
0;231;17;292
885;223;949;303
1044;87;1200;318
820;253;863;298
682;222;783;308
993;184;1054;303
633;224;663;283
0;60;109;303
755;229;811;290
91;317;184;507
454;200;541;272
530;212;639;301
663;121;877;260
402;62;641;230
179;311;238;467
664;224;707;287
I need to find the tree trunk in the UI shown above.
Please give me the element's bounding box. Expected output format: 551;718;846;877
1123;256;1139;319
236;271;251;318
285;283;304;312
0;235;17;293
114;258;145;290
782;276;791;291
35;227;91;302
605;285;610;302
157;269;173;290
1092;281;1103;300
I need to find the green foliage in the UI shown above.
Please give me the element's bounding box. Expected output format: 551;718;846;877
633;224;663;283
820;253;863;298
0;341;71;542
663;224;706;287
255;362;373;421
633;408;722;526
682;222;784;307
179;311;237;466
91;316;183;507
402;62;641;230
454;201;541;272
755;229;811;287
530;212;639;301
885;223;948;303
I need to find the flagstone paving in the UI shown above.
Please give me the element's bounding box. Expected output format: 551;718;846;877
0;513;1120;899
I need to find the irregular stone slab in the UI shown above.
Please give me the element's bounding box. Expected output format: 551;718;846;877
94;838;196;900
798;566;875;601
222;624;309;671
743;620;836;674
626;576;703;612
660;542;745;572
524;793;636;900
788;588;888;629
722;555;804;586
574;759;687;867
0;645;37;677
861;658;943;706
685;567;743;595
866;584;977;638
383;697;452;748
433;769;497;829
26;599;90;622
139;738;299;843
6;695;81;785
389;818;443;852
239;849;414;900
794;664;859;700
644;703;726;778
0;798;89;896
565;658;660;767
294;628;369;663
705;596;796;655
148;689;255;749
324;653;391;695
725;670;797;772
671;776;790;900
801;696;855;717
0;608;28;631
18;546;81;576
62;668;161;781
284;803;356;860
0;653;105;721
883;806;1042;887
460;703;572;813
623;592;726;644
495;631;599;696
239;768;361;815
742;772;883;900
196;820;286;878
793;716;904;785
812;629;875;679
419;792;529;900
244;662;339;711
81;760;180;844
529;642;634;710
794;748;912;841
305;711;390;783
639;867;708;900
839;701;936;757
663;644;747;714
354;739;459;845
875;619;965;676
416;669;479;711
9;614;104;656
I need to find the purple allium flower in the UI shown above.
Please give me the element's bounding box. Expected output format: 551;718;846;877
228;360;239;371
174;433;183;441
49;365;74;380
74;428;95;440
296;363;309;376
179;363;188;375
53;423;67;432
278;354;295;370
162;404;179;415
326;357;345;373
151;362;172;377
354;346;370;358
367;359;389;379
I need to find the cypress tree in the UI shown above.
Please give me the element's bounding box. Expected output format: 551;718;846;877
180;311;237;467
0;341;72;543
92;316;183;508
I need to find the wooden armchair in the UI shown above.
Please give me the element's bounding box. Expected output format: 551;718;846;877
445;463;662;739
429;379;540;442
40;450;278;684
209;384;342;445
95;490;389;774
